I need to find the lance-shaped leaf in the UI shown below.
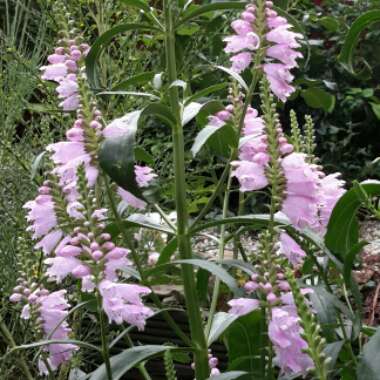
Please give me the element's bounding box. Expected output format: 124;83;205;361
339;11;380;76
86;23;157;88
325;180;380;258
99;111;142;198
174;259;241;295
178;2;248;26
112;72;155;91
89;345;178;380
208;312;239;346
207;371;247;380
357;327;380;379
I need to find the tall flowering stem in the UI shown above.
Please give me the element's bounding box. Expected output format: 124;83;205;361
205;0;267;337
164;1;209;378
285;268;329;380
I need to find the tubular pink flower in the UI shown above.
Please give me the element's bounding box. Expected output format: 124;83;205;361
24;193;58;239
278;233;306;266
228;298;260;316
231;160;268;191
268;307;313;375
36;290;77;374
99;280;153;329
262;63;295;102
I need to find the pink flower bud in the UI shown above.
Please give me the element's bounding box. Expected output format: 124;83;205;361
267;292;277;304
209;357;218;368
211;368;220;376
90;120;102;129
241;11;255;22
262;282;272;293
55;47;65;54
148;252;159;266
102;242;115;251
38;186;50;195
92;250;103;261
90;242;99;251
100;233;111;241
9;293;22;303
65;59;77;71
58;245;82;257
244;281;258;293
28;294;38;303
72;265;91;278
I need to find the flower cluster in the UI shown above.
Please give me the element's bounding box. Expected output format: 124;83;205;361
41;41;89;111
224;1;303;101
10;285;76;375
228;263;313;375
231;106;345;235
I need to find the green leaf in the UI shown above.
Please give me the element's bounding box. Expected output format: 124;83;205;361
208;371;247;380
98;90;159;100
86;23;156;88
89;345;175;380
141;102;176;127
339;11;380;76
178;2;247;26
182;102;203;126
174;259;241;295
106;213;175;236
157;237;178;265
325;180;380;258
320;16;339;32
185;83;228;105
325;341;344;371
310;286;337;339
222;260;256;276
31;151;45;180
224;310;267;379
120;0;150;12
177;22;201;36
370;102;380;120
134;147;155;165
301;88;336;113
112;72;155;90
191;123;236;157
343;241;368;287
99;111;141;197
216;65;248;91
357;327;380;380
208;312;239;346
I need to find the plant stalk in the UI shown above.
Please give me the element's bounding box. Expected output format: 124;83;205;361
164;1;209;378
96;291;113;380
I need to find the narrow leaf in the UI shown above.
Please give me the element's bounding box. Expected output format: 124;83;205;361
207;371;247;380
86;23;156;88
89;345;175;380
339;11;380;75
208;312;239;346
174;259;240;295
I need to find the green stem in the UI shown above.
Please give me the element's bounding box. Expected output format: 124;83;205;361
164;2;209;378
96;291;113;380
0;316;34;380
104;177;192;346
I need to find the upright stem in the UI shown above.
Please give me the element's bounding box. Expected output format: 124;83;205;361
205;67;261;337
163;2;209;378
104;177;192;346
96;292;113;380
0;316;34;380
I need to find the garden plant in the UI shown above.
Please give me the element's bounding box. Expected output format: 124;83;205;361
1;0;380;380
